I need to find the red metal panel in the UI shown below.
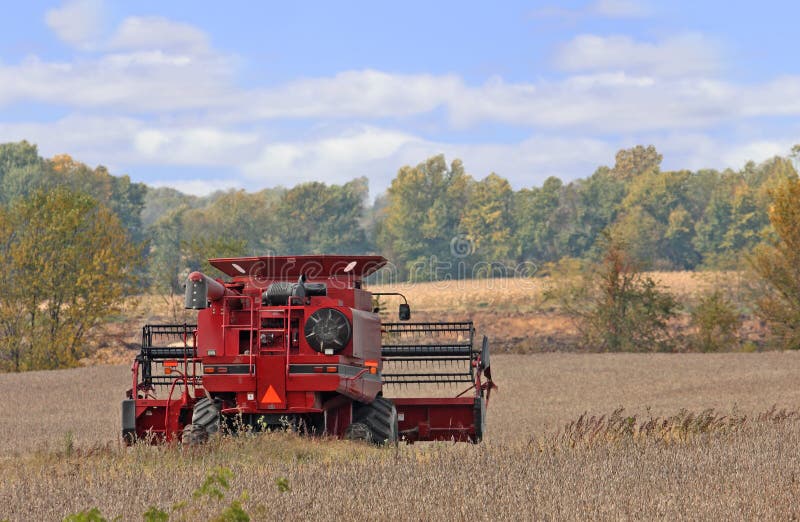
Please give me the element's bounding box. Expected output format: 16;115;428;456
203;374;256;393
325;400;352;438
256;355;287;409
391;397;479;442
196;306;224;356
134;398;187;442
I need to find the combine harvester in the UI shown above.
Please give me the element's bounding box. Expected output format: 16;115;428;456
122;255;495;444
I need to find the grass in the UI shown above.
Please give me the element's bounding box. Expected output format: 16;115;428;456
3;353;800;519
3;411;800;520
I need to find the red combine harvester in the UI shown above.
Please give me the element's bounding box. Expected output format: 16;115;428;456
122;255;495;444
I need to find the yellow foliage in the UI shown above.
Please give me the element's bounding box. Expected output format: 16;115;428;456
0;188;141;371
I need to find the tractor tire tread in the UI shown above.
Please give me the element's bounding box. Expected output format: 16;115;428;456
351;397;398;445
181;423;208;445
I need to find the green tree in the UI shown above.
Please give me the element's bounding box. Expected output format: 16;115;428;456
0;141;47;203
607;206;662;268
460;173;515;267
274;178;369;254
49;154;147;242
377;155;471;279
549;167;626;260
514;176;563;263
0;189;140;371
147;206;188;295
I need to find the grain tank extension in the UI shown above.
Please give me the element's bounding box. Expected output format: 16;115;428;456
122;255;495;444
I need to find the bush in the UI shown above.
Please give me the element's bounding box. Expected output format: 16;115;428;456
546;235;678;351
690;290;741;352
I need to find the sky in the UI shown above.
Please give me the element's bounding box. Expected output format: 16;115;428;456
0;0;798;197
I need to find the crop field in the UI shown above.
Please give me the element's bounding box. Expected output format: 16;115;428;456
3;352;800;520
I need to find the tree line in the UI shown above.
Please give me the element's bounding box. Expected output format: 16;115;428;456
2;140;798;289
142;145;799;285
1;139;799;369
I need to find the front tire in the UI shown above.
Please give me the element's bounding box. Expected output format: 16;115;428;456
181;423;208;445
192;397;220;434
346;397;399;445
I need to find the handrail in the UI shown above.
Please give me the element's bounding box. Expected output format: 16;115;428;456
221;294;256;375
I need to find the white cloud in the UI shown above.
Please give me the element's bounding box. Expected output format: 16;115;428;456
108;16;210;53
6;7;797;198
242;127;617;194
245;70;460;120
591;0;650;18
45;0;105;48
0;51;231;111
244;127;421;188
133;127;259;165
446;73;742;133
721;140;793;168
0;114;143;167
531;0;650;21
448;136;616;187
555;33;720;77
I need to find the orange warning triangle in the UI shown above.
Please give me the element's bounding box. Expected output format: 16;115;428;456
260;385;282;404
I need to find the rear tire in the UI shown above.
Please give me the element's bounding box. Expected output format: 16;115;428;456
347;397;399;445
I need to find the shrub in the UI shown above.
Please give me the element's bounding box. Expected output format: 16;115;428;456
545;235;678;351
690;290;742;352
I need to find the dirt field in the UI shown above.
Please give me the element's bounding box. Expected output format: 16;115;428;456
3;352;800;520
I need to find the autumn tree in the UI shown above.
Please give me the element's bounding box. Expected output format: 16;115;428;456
611;144;662;180
749;174;800;349
0;189;140;371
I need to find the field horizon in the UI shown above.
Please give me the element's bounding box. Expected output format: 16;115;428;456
84;270;765;368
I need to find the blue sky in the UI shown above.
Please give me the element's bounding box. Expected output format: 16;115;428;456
0;1;798;196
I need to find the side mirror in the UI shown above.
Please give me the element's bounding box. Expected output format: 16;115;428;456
399;303;411;321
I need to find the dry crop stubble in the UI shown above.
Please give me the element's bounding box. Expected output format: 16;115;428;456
3;352;800;519
2;423;800;520
4;353;800;451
